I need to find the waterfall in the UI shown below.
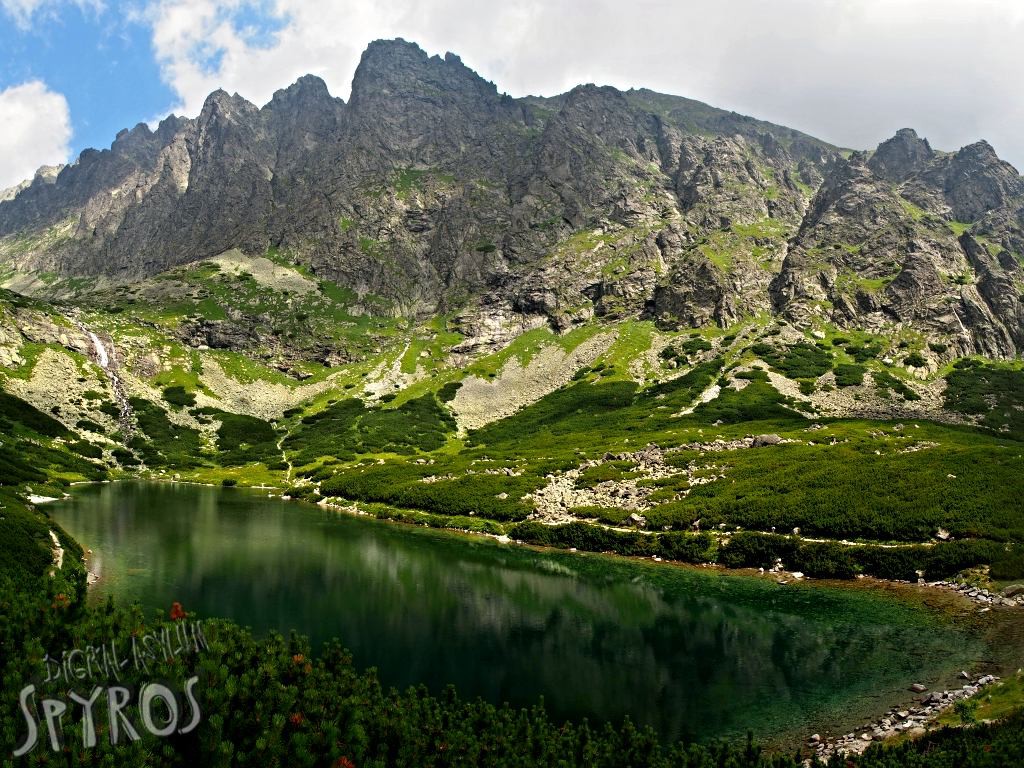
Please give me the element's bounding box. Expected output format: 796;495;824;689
69;316;133;437
89;331;109;369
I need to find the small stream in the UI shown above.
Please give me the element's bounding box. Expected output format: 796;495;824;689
70;315;133;435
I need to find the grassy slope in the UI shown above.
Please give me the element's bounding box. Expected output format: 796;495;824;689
3;265;1024;571
3;274;1024;764
0;389;102;587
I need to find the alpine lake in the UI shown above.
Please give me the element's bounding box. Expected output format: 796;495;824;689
49;481;1022;748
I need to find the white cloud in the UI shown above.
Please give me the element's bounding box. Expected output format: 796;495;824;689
141;0;1024;169
0;0;104;29
0;81;72;190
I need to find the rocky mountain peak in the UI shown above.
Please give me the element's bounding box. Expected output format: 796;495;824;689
557;84;638;135
198;89;258;126
868;127;934;181
0;164;61;203
939;139;1024;222
956;139;999;162
349;38;500;109
1;38;1022;359
112;122;153;146
263;75;343;133
267;74;336;109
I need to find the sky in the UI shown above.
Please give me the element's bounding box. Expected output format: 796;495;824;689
2;0;1023;190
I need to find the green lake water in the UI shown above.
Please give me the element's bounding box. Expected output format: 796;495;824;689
49;481;987;744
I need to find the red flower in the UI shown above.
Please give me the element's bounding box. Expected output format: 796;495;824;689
169;602;187;621
333;758;355;768
292;653;305;664
289;713;304;726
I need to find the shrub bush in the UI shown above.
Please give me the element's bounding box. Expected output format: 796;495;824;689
834;363;866;387
163;385;197;408
990;550;1024;581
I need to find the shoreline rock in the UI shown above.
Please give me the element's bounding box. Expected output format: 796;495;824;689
810;675;1000;760
926;579;1024;608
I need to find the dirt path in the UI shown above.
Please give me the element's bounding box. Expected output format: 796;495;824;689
49;530;64;571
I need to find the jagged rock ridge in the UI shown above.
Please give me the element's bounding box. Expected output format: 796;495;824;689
1;40;1022;357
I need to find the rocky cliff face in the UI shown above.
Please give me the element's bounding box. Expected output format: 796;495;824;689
1;39;1021;357
770;130;1024;358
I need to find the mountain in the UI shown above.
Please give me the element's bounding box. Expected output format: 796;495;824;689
5;38;1024;768
0;38;1022;363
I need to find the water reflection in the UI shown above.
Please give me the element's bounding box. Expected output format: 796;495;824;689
51;482;978;743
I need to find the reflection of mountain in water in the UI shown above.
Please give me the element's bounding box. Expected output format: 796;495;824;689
53;482;977;743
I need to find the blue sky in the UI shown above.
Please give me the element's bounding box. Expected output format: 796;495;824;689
0;3;175;156
2;0;1023;190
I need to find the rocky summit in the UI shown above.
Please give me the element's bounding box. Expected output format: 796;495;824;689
2;38;1021;359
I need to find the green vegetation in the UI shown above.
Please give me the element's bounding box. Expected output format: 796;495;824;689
4;559;1024;767
696;229;764;273
873;369;921;401
510;521;715;563
0;490;55;589
835;268;894;295
575;460;640;489
937;671;1024;728
730;218;790;239
0;389;69;438
199;408;281;466
751;341;832;379
847;341;883;363
284;393;456;467
834;363;866;387
323;465;534;521
903;352;927;368
945;359;1024;436
82;252;407;371
660;336;713;365
129;397;205;468
393;167;455;200
719;531;1008;581
990;550;1024;581
0;388;104;587
898;197;927;221
2;307;1024;767
679;434;1023;541
162;385;197;408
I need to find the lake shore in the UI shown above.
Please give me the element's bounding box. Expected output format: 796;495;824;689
60;478;1024;754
